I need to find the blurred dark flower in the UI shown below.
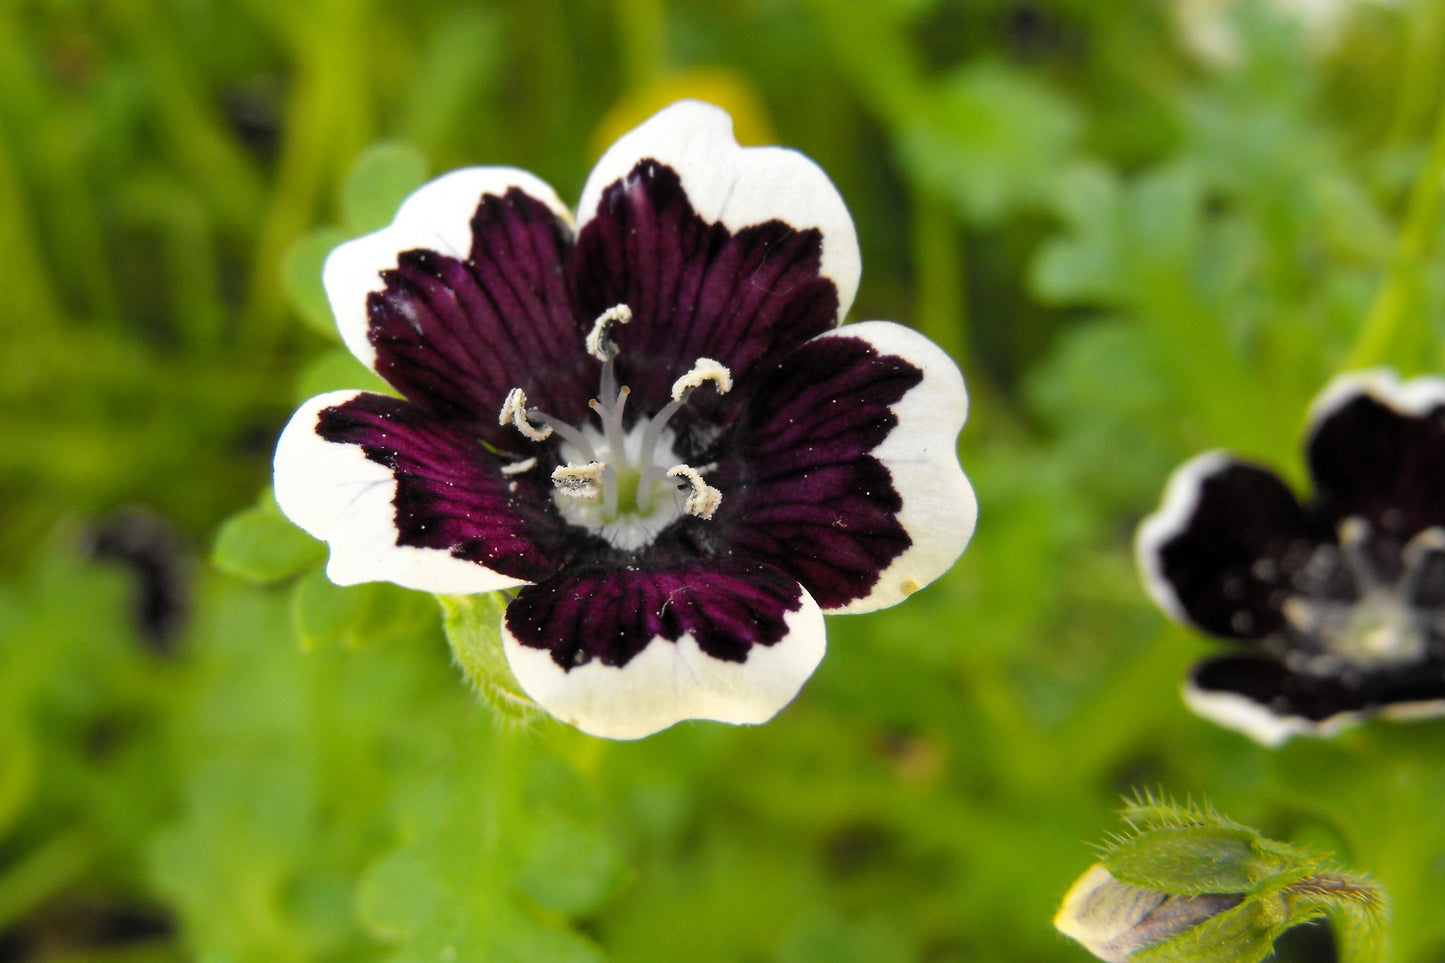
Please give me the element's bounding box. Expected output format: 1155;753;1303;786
274;101;975;739
1137;370;1445;745
85;507;189;654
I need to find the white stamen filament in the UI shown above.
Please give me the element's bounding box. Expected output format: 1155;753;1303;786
667;465;722;520
498;307;731;545
601;464;621;518
589;385;630;472
528;413;598;462
638;358;734;472
1338;517;1381;592
1400;527;1445;602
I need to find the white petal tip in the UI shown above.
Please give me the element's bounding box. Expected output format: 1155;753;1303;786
503;587;826;740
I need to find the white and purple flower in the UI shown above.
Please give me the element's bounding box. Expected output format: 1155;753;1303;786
1138;370;1445;745
274;101;976;739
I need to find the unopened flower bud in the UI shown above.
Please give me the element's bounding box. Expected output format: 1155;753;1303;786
1054;864;1243;962
1057;795;1387;963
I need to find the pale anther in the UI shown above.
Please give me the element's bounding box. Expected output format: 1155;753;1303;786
1405;527;1445;562
1283;597;1319;632
670;358;733;401
586;304;633;361
500;457;537;476
552;462;606;499
667;465;722;520
499;388;552;442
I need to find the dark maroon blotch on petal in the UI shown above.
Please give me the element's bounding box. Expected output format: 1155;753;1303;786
1153;461;1325;640
1190;654;1445;724
505;557;804;669
1308;390;1445;539
316;392;597;582
574;161;840;420
366;188;593;447
712;334;920;610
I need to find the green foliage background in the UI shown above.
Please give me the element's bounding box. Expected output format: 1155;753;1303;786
3;0;1445;959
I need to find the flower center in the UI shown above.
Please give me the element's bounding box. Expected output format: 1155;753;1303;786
498;305;730;550
1282;518;1445;670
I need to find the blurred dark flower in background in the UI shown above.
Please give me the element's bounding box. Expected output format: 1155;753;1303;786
84;507;190;655
1138;370;1445;744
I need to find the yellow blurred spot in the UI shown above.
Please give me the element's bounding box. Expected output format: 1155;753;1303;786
900;579;920;596
589;67;775;159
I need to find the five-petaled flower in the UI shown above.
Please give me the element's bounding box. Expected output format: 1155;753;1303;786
274;101;976;739
1137;370;1445;745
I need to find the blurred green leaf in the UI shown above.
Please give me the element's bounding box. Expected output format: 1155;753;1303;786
291;565;374;650
899;61;1081;225
1032;162;1204;309
778;911;911;963
356;732;606;963
291;569;438;650
284;227;351;339
1026;317;1180;512
212;488;324;584
516;816;628;917
1031;164;1127;305
341;142;429;235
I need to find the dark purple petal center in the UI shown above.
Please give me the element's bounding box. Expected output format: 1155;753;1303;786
712;334;921;609
319;162;930;646
575;160;841;424
1309;389;1445;537
506;557;805;669
315;392;598;582
366;187;593;448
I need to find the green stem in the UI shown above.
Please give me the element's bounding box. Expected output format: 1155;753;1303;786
803;0;925;122
910;183;970;368
1050;629;1201;787
102;0;264;235
239;0;373;354
614;0;666;91
0;13;64;329
1385;1;1445;149
1344;83;1445;372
